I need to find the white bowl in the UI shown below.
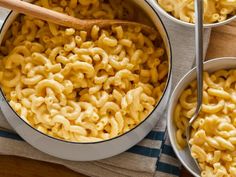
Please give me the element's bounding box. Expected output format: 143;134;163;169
149;0;236;28
0;0;172;161
167;57;236;177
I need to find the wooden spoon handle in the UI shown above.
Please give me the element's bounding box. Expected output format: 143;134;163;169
0;0;87;29
0;0;156;34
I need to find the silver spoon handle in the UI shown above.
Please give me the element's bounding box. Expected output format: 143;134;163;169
190;0;204;124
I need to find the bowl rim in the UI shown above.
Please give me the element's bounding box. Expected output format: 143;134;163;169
151;0;236;28
167;57;236;177
0;0;173;145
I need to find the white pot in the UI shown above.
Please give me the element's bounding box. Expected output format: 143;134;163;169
0;0;172;161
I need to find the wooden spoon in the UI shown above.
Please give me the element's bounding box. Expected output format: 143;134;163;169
0;0;156;34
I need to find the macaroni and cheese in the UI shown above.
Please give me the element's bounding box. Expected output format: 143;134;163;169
157;0;236;24
174;69;236;176
0;0;168;142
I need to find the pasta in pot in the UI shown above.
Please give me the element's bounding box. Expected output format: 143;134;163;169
0;0;168;142
157;0;236;24
174;69;236;176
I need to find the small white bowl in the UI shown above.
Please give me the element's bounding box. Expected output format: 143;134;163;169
149;0;236;28
167;57;236;177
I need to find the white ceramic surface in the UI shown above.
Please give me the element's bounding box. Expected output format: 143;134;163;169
149;0;236;28
168;57;236;177
0;0;172;161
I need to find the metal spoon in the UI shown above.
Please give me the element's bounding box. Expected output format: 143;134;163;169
186;0;204;172
0;0;156;34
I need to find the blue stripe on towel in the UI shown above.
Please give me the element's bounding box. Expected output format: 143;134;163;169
162;144;176;158
128;145;160;157
146;131;165;141
0;129;165;159
0;129;165;143
156;162;180;176
0;130;23;141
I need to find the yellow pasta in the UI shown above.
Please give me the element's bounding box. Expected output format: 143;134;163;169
174;69;236;176
157;0;236;24
0;0;168;143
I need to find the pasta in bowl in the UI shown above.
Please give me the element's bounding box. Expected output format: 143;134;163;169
168;58;236;177
150;0;236;27
0;0;172;160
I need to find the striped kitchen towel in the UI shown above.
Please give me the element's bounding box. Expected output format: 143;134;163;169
0;6;211;177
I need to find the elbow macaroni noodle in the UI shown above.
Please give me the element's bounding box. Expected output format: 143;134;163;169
157;0;236;24
174;69;236;176
0;0;168;142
